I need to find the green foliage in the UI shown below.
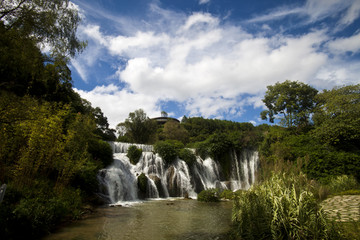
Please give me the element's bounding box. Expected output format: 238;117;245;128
117;109;157;144
232;173;341;240
219;189;236;200
88;139;113;168
160;120;189;144
312;84;360;151
183;116;255;144
179;148;197;165
137;173;148;194
0;2;114;238
197;189;220;202
0;93;113;238
261;80;318;127
0;183;82;239
127;146;143;165
0;0;86;59
154;140;184;164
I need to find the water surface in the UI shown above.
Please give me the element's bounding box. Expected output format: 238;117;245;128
44;199;233;240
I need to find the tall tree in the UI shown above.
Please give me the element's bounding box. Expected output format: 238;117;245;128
117;109;157;144
0;0;86;59
261;80;318;127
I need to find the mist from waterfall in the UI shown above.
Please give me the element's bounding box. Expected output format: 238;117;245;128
98;142;259;204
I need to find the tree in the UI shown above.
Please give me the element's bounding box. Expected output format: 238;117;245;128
261;80;318;127
312;84;360;151
92;107;116;141
117;109;157;144
161;120;189;144
0;0;86;59
161;111;168;117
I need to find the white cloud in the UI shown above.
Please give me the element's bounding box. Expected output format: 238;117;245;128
72;3;360;125
247;7;304;23
247;0;360;28
327;32;360;54
199;0;210;5
75;84;160;128
339;0;360;26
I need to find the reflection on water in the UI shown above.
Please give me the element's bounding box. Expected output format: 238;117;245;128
43;199;233;240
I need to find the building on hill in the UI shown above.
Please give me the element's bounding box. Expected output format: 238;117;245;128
151;116;180;125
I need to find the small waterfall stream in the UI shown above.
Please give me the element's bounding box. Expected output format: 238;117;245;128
98;142;259;204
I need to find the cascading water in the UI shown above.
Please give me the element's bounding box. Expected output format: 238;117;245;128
98;142;259;204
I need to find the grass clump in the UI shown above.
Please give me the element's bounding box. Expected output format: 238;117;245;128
232;173;342;240
127;145;143;165
327;175;359;194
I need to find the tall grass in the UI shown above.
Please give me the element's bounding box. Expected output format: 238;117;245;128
327;175;359;194
232;173;342;240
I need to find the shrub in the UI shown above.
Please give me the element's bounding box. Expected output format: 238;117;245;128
179;148;196;165
154;140;183;164
137;173;148;193
232;173;342;240
197;189;219;202
127;145;143;165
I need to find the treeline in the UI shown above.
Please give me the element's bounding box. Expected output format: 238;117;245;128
0;1;115;239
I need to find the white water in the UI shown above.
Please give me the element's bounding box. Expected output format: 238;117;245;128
98;142;259;204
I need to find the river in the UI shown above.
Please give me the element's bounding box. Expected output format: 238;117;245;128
43;199;234;240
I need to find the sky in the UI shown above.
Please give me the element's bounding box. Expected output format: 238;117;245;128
70;0;360;128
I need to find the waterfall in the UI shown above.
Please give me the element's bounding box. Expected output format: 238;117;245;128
98;142;259;204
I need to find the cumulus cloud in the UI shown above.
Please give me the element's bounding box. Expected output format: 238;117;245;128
71;2;360;126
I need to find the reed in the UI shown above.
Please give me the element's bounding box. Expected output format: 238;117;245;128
232;173;342;239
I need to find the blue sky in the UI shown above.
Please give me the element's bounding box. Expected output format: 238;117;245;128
70;0;360;128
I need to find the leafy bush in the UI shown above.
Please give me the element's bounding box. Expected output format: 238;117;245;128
127;145;143;165
232;173;341;240
179;148;196;165
220;189;236;200
154;140;183;163
197;189;219;202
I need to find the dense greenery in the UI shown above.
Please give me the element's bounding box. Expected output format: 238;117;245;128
127;146;143;165
0;2;116;239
